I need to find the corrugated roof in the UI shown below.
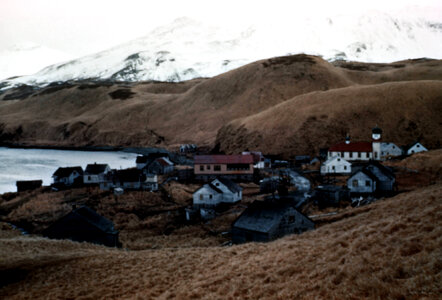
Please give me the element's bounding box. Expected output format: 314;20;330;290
194;155;254;164
156;157;173;167
329;141;372;152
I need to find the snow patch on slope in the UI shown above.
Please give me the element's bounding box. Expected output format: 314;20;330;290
2;12;442;89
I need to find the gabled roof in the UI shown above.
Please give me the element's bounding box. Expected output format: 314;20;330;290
155;157;174;167
366;160;395;179
348;169;378;182
73;206;116;233
233;200;312;233
114;168;144;182
53;166;83;177
195;155;253;164
214;177;242;193
136;153;168;163
323;156;351;165
403;141;426;152
329;141;372;152
85;163;109;175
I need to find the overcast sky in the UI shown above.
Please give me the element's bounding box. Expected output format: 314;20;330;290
1;0;441;57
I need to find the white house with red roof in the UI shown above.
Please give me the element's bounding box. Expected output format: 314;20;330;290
327;126;387;161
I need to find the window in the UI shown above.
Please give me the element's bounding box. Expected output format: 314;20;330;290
340;152;344;157
199;165;204;171
344;166;347;170
215;182;219;186
352;180;358;187
200;194;203;200
209;194;213;199
214;165;221;171
332;166;335;171
349;152;353;158
393;145;395;149
358;152;361;158
88;176;91;180
207;165;211;170
365;180;371;187
374;152;378;158
337;158;341;162
417;145;420;148
227;164;250;171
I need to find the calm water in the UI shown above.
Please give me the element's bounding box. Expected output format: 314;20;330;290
0;147;138;194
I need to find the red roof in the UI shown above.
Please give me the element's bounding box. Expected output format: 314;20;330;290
329;141;372;152
195;155;254;164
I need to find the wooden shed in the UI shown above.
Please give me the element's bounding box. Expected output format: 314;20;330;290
43;206;120;247
232;200;314;244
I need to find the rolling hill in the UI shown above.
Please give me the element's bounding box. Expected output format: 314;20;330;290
0;55;441;156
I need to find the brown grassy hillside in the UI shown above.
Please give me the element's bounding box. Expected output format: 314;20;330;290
0;55;441;153
1;182;441;299
216;80;442;156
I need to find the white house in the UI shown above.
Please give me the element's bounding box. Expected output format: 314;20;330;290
281;169;311;192
404;142;428;156
320;156;352;175
380;142;403;159
84;163;111;185
52;166;83;186
193;177;242;207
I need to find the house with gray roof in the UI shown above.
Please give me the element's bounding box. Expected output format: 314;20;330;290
232;200;314;244
84;163;111;185
193;177;242;208
52;166;83;187
43;205;120;247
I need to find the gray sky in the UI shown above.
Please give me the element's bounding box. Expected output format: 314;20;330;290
1;0;441;57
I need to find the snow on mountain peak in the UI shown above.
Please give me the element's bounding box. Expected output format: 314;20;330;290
2;12;442;89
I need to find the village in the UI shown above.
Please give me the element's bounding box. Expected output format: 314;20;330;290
7;126;430;248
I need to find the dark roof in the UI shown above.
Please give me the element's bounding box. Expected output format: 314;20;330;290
85;163;109;174
53;166;83;177
72;206;116;233
233;200;312;233
215;177;242;193
315;185;347;192
207;183;224;194
195;155;254;164
372;126;383;134
136;153;168;164
329;141;372;152
402;141;423;152
366;160;395;179
349;169;378;182
114;168;144;182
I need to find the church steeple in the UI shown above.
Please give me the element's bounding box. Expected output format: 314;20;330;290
372;125;382;141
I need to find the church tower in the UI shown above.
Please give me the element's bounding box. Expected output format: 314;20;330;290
372;125;382;160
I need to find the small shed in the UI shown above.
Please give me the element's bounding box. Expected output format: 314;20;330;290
16;180;43;192
232;200;314;244
43;206;120;247
313;185;350;207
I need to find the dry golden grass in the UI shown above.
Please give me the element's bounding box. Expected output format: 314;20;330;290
1;182;441;299
1;56;441;154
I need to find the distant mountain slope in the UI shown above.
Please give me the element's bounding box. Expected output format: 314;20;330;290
2;12;442;89
0;55;441;155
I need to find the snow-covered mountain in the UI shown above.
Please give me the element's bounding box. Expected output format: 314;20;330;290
0;42;73;81
2;12;442;89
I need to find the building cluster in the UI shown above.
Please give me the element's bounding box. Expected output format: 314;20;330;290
15;126;429;247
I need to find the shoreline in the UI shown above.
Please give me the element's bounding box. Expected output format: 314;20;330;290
0;143;170;155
